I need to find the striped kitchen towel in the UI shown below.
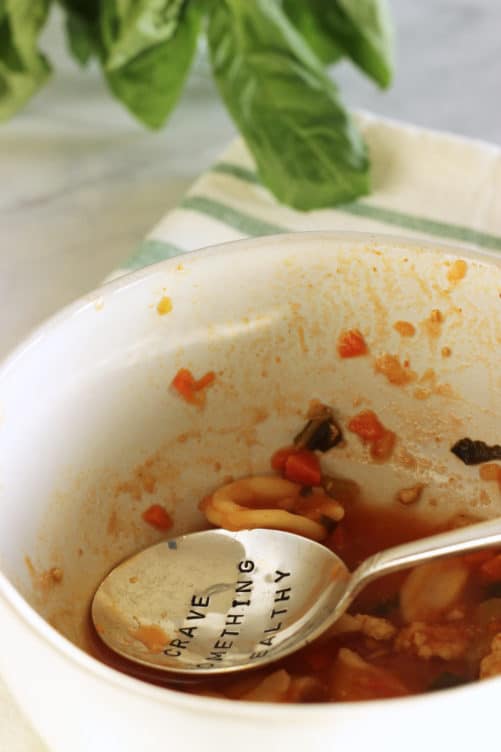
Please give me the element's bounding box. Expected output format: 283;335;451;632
113;111;501;278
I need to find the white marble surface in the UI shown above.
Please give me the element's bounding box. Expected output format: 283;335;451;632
0;2;500;750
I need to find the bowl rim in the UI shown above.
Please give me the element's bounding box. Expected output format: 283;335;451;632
1;229;500;718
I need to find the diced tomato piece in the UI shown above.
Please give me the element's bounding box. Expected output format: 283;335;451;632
337;329;367;358
171;368;197;402
270;446;297;473
283;450;321;486
142;504;173;531
348;410;395;463
271;445;321;486
480;553;501;582
171;368;215;404
347;410;385;443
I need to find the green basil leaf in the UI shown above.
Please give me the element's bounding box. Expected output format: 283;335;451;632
208;0;369;210
58;1;101;65
282;0;342;64
64;10;95;65
308;0;394;88
101;0;185;72
0;0;52;121
338;0;394;87
103;0;200;129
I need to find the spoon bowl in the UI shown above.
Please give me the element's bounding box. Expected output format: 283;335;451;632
92;528;349;675
92;516;501;676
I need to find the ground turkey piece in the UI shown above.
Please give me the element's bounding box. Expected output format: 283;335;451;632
395;622;472;660
480;634;501;679
331;613;397;641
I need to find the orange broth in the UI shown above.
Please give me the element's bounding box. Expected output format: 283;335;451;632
86;500;501;702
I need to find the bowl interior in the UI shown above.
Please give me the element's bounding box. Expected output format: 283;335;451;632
0;232;500;653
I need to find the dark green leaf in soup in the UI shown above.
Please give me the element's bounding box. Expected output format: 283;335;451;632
0;0;52;121
207;0;370;209
294;404;343;451
101;0;201;128
451;438;501;465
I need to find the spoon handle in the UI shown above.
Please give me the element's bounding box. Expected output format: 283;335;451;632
348;516;501;601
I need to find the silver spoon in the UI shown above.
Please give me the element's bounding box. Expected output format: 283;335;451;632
92;518;501;676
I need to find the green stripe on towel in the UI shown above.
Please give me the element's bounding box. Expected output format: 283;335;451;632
180;196;287;236
126;159;501;271
212;162;501;251
338;202;501;251
125;239;186;269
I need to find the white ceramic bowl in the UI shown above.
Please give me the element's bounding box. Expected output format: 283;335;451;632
1;232;500;752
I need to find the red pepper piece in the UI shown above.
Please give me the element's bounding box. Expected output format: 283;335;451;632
337;329;367;358
284;449;321;486
270;446;297;473
348;410;385;443
171;368;215;404
142;504;173;531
